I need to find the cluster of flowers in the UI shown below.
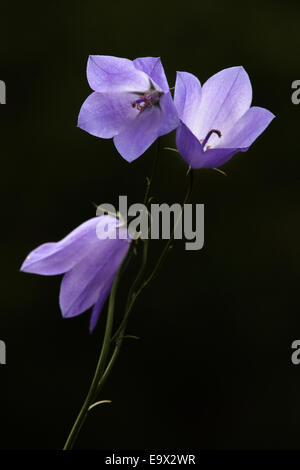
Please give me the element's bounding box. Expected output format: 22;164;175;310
21;56;274;331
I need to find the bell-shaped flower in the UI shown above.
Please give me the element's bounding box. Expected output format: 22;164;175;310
174;67;274;168
78;55;179;162
20;216;131;332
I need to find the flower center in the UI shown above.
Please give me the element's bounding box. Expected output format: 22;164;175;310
200;129;222;150
131;79;163;112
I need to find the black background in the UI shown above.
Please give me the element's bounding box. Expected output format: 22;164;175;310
1;0;300;450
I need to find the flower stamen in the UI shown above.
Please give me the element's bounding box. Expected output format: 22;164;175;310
131;86;163;112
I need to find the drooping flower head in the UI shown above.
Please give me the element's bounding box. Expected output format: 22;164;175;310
174;67;275;168
78;56;179;162
21;216;131;332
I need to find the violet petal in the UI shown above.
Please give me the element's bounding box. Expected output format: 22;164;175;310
113;105;163;162
78;91;138;139
87;55;149;93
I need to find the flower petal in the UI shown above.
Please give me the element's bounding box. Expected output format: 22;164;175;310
113;106;163;162
186;107;274;168
87;55;149;93
89;279;114;332
157;92;179;136
196;66;252;140
176;122;239;168
20;217;102;275
78;91;138;139
174;71;202;136
194;147;240;168
59;223;130;319
176;121;205;168
215;106;275;149
133;57;169;92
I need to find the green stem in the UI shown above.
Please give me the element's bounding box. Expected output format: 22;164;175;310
63;140;162;450
62;144;192;451
140;168;194;289
143;138;160;205
111;239;148;343
63;246;133;450
111;139;161;342
111;168;194;342
94;327;127;396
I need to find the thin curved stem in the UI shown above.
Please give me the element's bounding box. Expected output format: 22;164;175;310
111;239;148;342
140;168;194;288
111;168;194;342
143;138;160;205
111;140;161;342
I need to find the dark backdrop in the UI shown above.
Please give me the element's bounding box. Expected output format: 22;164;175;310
1;0;299;450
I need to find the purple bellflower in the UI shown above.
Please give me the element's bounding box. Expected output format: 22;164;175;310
78;56;179;162
174;67;275;169
21;216;131;332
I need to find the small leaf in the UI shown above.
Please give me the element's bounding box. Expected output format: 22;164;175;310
88;400;112;412
163;147;179;153
212;167;227;177
121;335;140;340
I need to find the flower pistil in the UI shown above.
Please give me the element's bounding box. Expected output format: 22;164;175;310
200;129;222;150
